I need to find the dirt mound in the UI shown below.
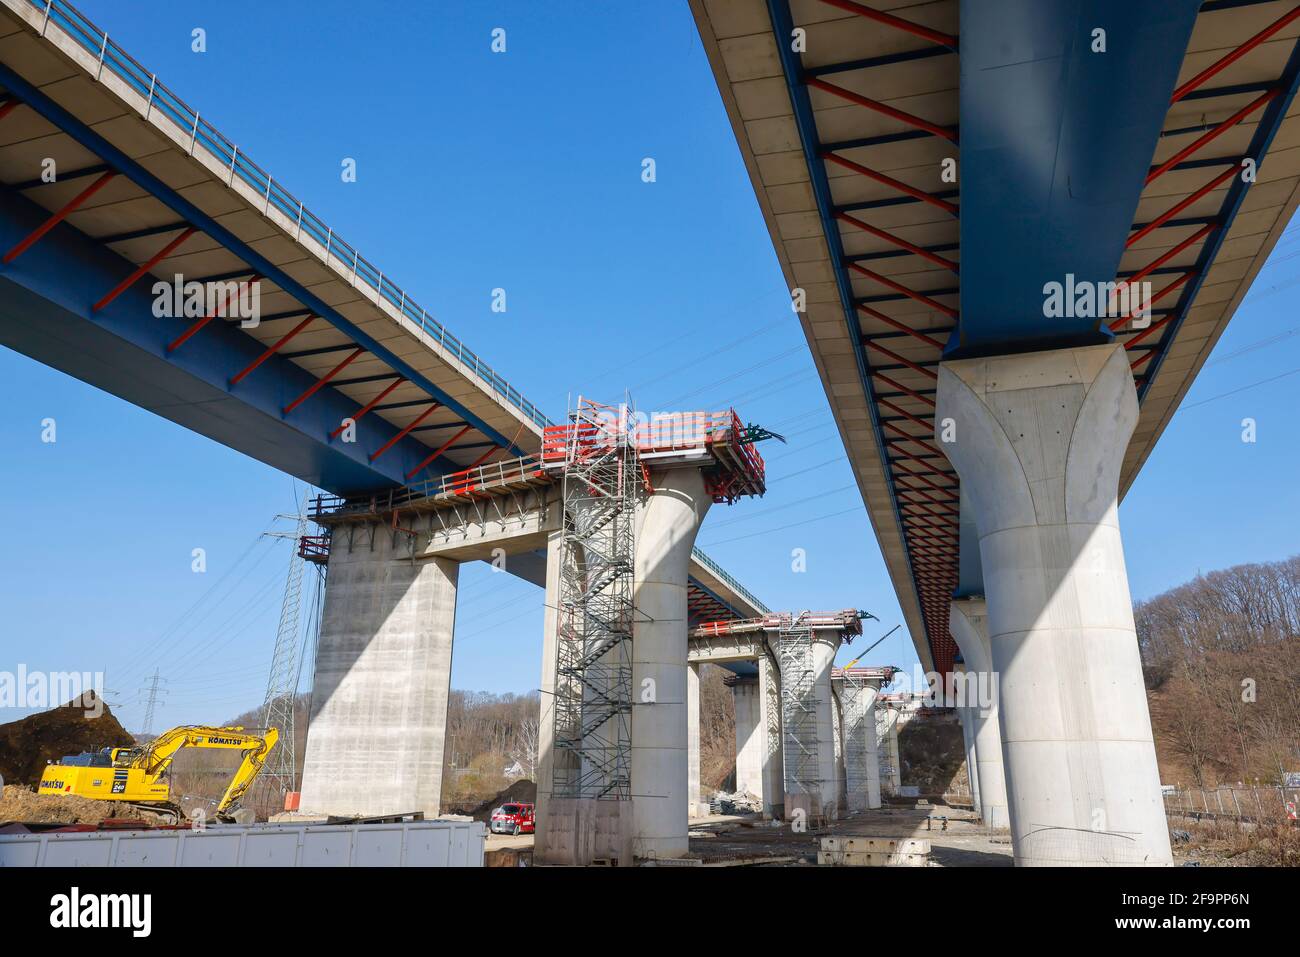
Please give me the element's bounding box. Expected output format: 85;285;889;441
0;692;135;786
0;784;121;825
898;712;966;796
467;780;537;822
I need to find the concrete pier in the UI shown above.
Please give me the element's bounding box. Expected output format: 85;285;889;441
687;662;703;817
837;675;882;812
630;466;711;858
937;344;1172;866
731;660;784;816
811;633;839;820
953;663;982;815
299;527;457;818
533;531;564;860
950;599;1009;828
878;701;901;795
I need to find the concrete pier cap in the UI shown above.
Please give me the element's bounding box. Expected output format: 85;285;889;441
936;343;1172;866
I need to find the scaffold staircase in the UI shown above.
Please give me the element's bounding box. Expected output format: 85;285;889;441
778;615;821;799
551;399;639;800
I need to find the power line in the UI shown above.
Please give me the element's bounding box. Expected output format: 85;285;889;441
138;668;168;736
699;506;863;547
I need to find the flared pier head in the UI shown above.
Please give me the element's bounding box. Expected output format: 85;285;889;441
936;343;1172;866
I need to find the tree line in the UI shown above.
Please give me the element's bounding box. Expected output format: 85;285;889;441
1135;554;1300;787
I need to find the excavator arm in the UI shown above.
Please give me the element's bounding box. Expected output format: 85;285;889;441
216;727;279;814
132;725;279;815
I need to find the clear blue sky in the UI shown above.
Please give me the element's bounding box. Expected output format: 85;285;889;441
3;1;1298;733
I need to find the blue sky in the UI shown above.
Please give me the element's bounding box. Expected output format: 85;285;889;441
3;1;1299;732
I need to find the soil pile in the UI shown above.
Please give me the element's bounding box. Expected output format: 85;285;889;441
0;784;121;824
0;692;135;786
898;712;966;796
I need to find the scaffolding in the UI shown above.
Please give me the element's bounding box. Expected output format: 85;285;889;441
838;672;876;811
549;399;639;800
694;611;865;804
777;615;821;799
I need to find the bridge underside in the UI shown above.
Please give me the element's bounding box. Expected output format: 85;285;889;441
0;0;546;499
694;0;1300;672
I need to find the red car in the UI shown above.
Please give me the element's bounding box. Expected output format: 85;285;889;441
489;802;535;835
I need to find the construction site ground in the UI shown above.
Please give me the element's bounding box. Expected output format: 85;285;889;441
688;802;1013;866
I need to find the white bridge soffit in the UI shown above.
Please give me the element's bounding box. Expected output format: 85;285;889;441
690;0;1300;668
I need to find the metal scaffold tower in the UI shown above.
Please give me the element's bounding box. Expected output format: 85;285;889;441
551;398;640;800
839;672;873;804
258;512;308;804
777;615;820;798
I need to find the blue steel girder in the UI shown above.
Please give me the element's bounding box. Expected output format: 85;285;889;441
0;59;528;484
0;181;450;493
950;0;1202;359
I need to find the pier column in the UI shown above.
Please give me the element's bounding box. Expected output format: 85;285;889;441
839;678;882;812
300;527;457;818
687;662;703;817
733;660;783;816
954;663;982;814
533;530;563;860
937;344;1171;866
630;466;711;858
950;599;1010;828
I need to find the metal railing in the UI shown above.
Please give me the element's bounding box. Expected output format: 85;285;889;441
1164;785;1300;824
27;0;552;431
690;548;770;614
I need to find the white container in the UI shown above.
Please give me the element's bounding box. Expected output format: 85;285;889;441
0;819;485;867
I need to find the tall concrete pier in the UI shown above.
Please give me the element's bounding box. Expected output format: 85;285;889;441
730;659;783;816
937;345;1172;866
631;466;711;858
949;599;1009;829
299;528;457;818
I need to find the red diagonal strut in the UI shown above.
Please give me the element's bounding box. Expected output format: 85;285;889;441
857;304;947;349
806;77;958;142
371;404;442;462
817;0;958;48
822;152;959;214
283;347;364;414
866;339;940;379
1171;4;1300;103
229;314;316;385
3;171;117;263
463;444;500;470
331;376;406;439
849;263;958;318
93;227;198;311
838;212;958;271
1127;166;1238;248
404;424;473;480
166;273;262;353
1147;89;1278;185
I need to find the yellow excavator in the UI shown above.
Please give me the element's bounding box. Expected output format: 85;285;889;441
38;725;279;823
